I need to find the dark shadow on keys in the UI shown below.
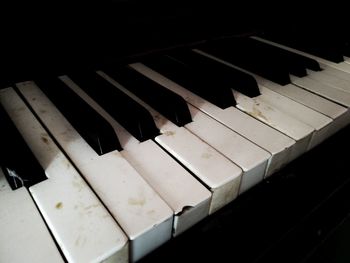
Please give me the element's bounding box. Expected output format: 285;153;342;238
0;105;47;189
34;77;122;155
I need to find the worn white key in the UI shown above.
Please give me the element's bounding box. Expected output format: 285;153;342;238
15;82;173;262
60;75;212;236
290;75;350;107
0;168;64;263
186;105;270;192
254;78;350;134
130;63;296;176
320;65;350;83
308;70;350;92
233;90;314;152
307;69;350;93
0;88;129;263
251;36;350;75
98;71;243;213
258;85;338;148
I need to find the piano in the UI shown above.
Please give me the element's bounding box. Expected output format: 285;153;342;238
1;2;350;262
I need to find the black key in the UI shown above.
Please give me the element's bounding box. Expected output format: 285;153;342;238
262;31;345;63
68;72;160;141
104;66;192;127
35;77;122;154
0;105;47;189
251;39;321;71
247;38;308;77
143;55;237;109
200;37;292;85
169;50;261;97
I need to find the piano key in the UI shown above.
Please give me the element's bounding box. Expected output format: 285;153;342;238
187;51;337;149
168;50;261;97
15;81;173;262
251;36;350;75
185;105;270;193
260;33;345;63
0;105;47;189
0;168;64;263
68;72;160;142
0;87;129;263
251;77;350;137
130;63;296;177
143;55;237;109
256;87;333;149
199;37;292;85
306;69;350;93
103;66;193;126
98;70;243;212
290;75;350;107
232;90;314;149
242;37;308;77
99;68;270;193
36;77;122;154
318;65;350;83
247;37;322;72
59;74;212;237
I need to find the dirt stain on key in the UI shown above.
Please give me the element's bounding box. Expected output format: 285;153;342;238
128;197;146;206
164;131;175;136
201;152;212;159
250;107;268;122
40;133;49;144
55;202;63;209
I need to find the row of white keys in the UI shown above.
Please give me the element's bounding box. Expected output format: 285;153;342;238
256;78;350;141
15;81;174;262
0;168;64;263
191;50;338;150
98;70;243;213
130;63;296;177
0;88;129;263
59;75;212;237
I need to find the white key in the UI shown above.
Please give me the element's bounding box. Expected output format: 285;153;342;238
0;88;129;263
15;82;173;262
320;65;350;83
254;78;350;135
185;105;270;192
307;69;350;93
256;86;332;149
0;168;64;263
98;71;243;213
60;75;212;237
232;90;314;152
130;63;296;176
251;36;350;74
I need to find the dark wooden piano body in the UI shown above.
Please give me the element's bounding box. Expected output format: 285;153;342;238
2;2;350;262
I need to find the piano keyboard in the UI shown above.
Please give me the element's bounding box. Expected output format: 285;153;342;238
1;35;350;262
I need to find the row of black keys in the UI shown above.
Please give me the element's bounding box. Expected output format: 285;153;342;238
0;36;342;190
